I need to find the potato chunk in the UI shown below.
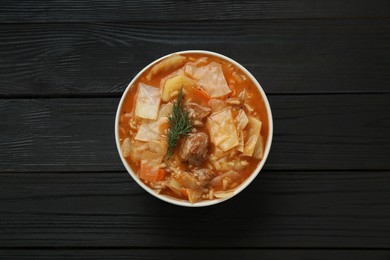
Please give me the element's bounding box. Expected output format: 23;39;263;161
147;54;186;80
162;75;196;102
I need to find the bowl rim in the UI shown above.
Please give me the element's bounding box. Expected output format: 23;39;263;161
115;50;273;207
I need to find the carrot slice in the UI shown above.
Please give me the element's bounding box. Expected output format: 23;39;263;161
190;86;210;103
156;169;166;182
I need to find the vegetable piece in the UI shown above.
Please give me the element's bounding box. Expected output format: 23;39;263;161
187;188;203;203
236;109;249;130
134;120;160;142
147;54;186;80
252;134;264;159
156;169;166;182
207;118;229;146
193;57;209;66
209;148;235;172
130;141;149;164
121;138;131;158
233;158;248;171
149;139;168;158
237;130;245;153
243;117;262;157
191;86;211;102
208;99;226;113
212;146;231;160
166;177;183;196
185;62;231;98
214;190;235;199
176;172;199;190
162;75;196;102
135;83;161;120
139;150;164;182
135;103;173;142
210;156;235;172
238;89;249;102
207;108;239;151
186;103;211;121
210;170;240;188
139;139;167;183
235;109;248;153
167;88;193;159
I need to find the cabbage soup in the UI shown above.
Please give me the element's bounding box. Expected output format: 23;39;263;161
118;52;269;203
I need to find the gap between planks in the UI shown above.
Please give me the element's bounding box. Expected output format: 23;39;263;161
2;92;390;100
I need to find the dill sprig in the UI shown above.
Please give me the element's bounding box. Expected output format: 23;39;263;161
167;87;193;160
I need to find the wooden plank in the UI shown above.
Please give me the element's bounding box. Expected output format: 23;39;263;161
0;170;389;248
0;0;389;23
1;94;389;172
0;19;389;96
0;249;389;259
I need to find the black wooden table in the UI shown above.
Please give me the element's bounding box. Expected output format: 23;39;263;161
1;1;390;259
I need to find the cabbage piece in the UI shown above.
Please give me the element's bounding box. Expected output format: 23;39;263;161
210;170;240;188
236;109;249;130
237;130;244;152
135;121;160;142
176;172;199;190
252;134;264;159
130;141;149;164
207;118;229;146
187;188;203;203
235;109;248;152
175;172;203;203
209;155;235;172
193;57;209;66
185;62;231;98
207;108;239;151
166;177;183;196
208;99;226;113
135;83;161;120
233;158;248;171
121;138;131;158
148;139;168;158
243;117;262;157
212;146;231;160
158;102;174;118
135;103;173;141
139;150;164;182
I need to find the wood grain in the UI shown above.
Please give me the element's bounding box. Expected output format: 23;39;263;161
0;249;389;259
0;19;389;96
0;0;390;23
0;94;389;172
0;170;389;248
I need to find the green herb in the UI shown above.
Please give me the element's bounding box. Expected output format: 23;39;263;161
167;87;193;160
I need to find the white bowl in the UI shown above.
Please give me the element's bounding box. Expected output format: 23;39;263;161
115;50;273;207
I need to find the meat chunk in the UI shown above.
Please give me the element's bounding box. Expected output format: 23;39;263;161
192;168;216;187
186;103;211;121
180;132;209;165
